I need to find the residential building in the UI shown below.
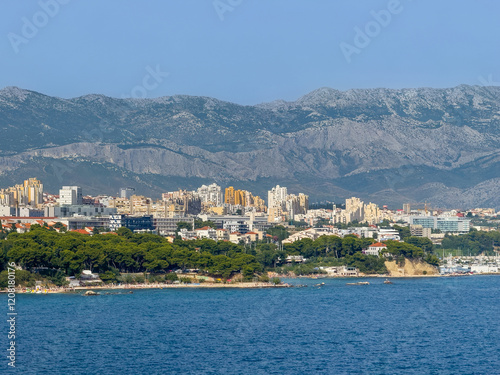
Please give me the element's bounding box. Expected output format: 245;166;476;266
223;220;249;234
119;187;135;199
195;226;217;240
216;228;230;241
377;228;400;241
109;214;154;232
268;185;287;210
410;224;432;238
59;186;83;206
44;205;117;218
154;217;195;236
197;183;223;206
363;242;387;256
0;178;44;208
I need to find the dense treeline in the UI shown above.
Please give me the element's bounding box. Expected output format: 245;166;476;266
277;235;439;273
0;227;261;280
0;226;446;284
440;230;500;255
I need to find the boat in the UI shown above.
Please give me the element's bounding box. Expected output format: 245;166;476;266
384;279;393;284
346;282;369;286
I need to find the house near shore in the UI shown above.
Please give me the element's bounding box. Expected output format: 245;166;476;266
79;270;102;284
286;255;307;264
321;266;359;276
363;242;387;256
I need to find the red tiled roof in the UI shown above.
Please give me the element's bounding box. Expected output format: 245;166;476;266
196;226;213;231
0;217;57;220
369;242;387;247
70;229;90;235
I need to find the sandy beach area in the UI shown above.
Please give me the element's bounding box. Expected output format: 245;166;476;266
7;282;291;294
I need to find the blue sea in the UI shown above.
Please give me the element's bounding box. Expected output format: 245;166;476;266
2;276;500;374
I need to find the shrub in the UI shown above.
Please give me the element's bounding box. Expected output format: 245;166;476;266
259;274;270;283
123;274;134;284
165;272;178;281
134;275;145;284
271;277;281;285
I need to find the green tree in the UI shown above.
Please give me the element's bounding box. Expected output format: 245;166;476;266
393;225;411;239
271;277;281;285
176;221;193;232
404;236;434;253
266;226;290;242
194;219;216;229
116;227;133;238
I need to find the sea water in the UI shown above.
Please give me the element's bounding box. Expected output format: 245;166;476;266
3;276;500;374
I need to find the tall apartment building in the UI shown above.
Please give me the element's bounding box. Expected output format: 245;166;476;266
403;203;411;215
225;186;247;206
225;186;236;205
0;178;44;208
162;190;201;215
197;183;223;206
268;185;288;209
223;186;265;211
59;186;83;206
345;197;364;222
364;202;380;225
119;187;135;199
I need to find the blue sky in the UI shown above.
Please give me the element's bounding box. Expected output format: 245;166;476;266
1;0;499;104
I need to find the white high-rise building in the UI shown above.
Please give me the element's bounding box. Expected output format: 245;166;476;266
59;186;83;206
268;185;288;209
119;187;135;199
197;183;223;206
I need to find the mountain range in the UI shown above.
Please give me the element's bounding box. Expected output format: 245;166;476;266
1;85;500;209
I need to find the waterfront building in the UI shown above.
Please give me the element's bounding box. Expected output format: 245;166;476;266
364;242;387;256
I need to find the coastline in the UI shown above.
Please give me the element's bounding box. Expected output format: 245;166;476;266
5;282;291;294
4;273;499;294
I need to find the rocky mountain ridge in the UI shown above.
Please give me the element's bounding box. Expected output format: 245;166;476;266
1;85;499;208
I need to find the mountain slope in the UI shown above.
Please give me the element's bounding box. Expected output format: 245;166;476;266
1;85;500;208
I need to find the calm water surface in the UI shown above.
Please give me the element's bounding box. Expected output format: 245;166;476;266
2;276;500;374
